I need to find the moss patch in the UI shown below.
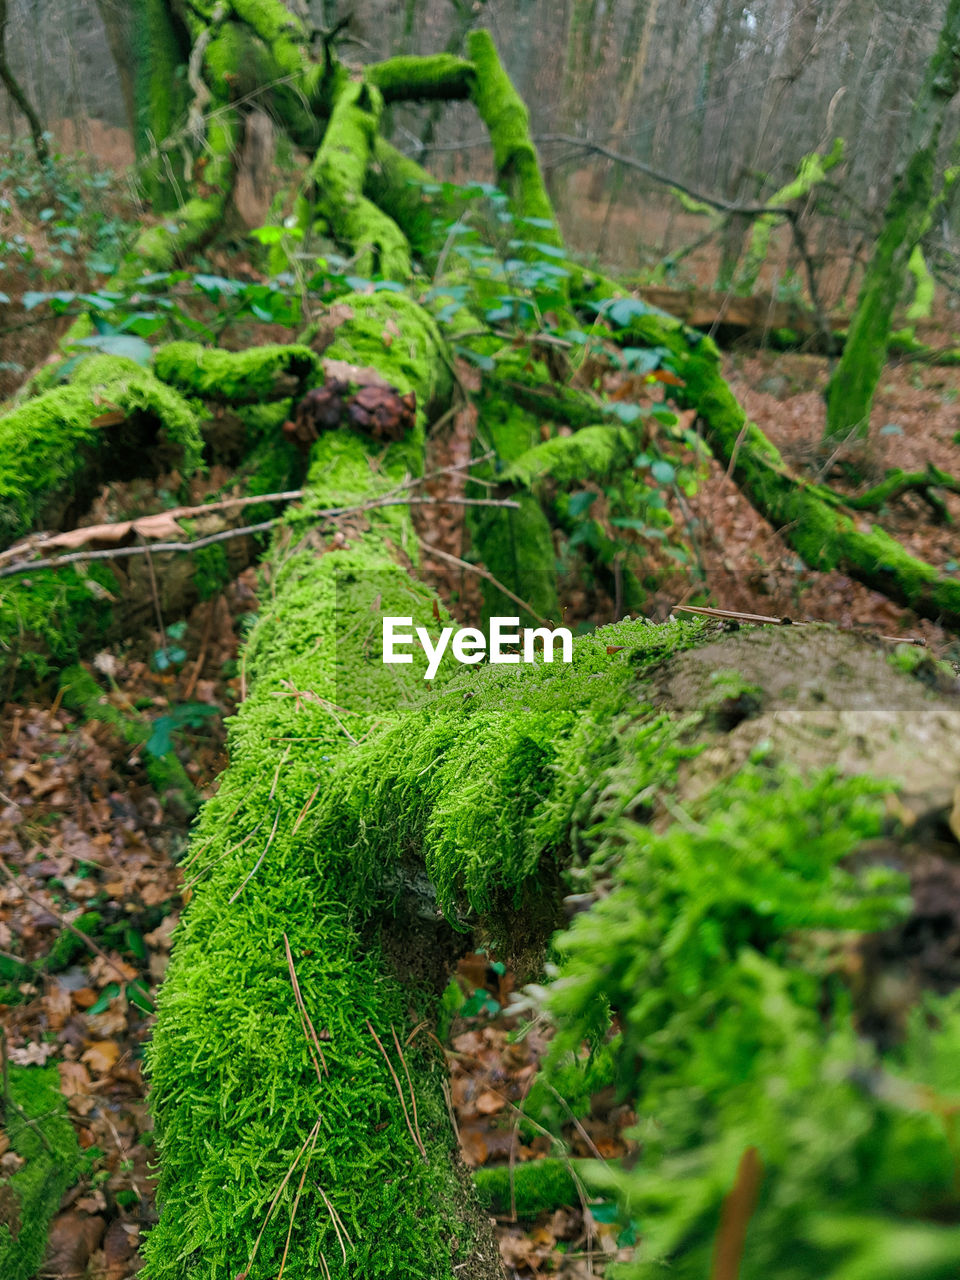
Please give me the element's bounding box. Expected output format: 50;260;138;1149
0;355;202;543
0;1065;81;1280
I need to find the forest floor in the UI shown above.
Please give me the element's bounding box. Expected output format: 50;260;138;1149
2;342;958;1279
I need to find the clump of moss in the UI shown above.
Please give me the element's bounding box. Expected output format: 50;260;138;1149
0;563;122;688
0;1065;80;1280
0;354;202;542
153;342;318;404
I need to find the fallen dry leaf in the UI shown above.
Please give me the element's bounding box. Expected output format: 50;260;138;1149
81;1040;120;1075
475;1089;507;1116
8;1041;57;1066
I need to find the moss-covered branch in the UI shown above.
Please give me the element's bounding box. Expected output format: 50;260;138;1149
466;29;563;244
844;464;960;521
673;337;960;629
365;53;475;103
303;79;411;279
153;341;318;402
0;356;202;544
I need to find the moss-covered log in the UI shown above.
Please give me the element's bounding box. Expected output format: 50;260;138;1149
301;79;411;278
152;341;318;403
365;53;475;103
672;336;960;629
845;464;960;520
145;408;960;1280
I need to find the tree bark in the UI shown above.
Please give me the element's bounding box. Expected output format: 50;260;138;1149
824;0;960;443
0;0;49;164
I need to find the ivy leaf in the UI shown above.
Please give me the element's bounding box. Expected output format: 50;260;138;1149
71;334;153;365
598;296;654;328
453;345;495;372
568;491;597;517
88;982;121;1015
620;346;672;374
194;274;245;297
605;402;645;424
650;460;677;484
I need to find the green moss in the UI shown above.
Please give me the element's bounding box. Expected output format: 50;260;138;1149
131;0;190;209
192;543;231;600
0;355;202;543
365;54;475;103
143;296;475;1280
0;563;122;689
323;290;452;414
503;424;637;488
473;1159;589;1217
906;244;936;320
304;80;411;279
0;1065;81;1280
365;138;457;264
738;140;844;294
154;342;317;403
466;30;562;246
44;910;103;972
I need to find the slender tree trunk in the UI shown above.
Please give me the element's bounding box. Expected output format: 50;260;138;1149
0;0;48;164
824;0;960;444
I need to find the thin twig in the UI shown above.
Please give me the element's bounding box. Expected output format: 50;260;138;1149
391;1023;424;1156
276;1122;320;1280
0;497;519;580
366;1019;427;1158
284;933;328;1081
0;520;280;578
291;781;322;836
228;805;282;904
417;540;552;628
317;1186;353;1261
673;603;925;644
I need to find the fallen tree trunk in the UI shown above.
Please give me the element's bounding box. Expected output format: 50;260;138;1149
144;384;960;1280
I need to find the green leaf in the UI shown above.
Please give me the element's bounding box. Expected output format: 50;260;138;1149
650;459;676;484
194;274;245;297
71;334;153;366
23;289;76;310
567;491;597;517
125;928;147;962
459;989;489;1017
126;980;154;1013
598;296;653;328
453;345;495;372
605;402;645;424
88;982;121;1015
250;225;286;245
620;346;671;374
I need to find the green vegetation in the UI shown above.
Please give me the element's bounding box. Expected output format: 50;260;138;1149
0;1066;81;1280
